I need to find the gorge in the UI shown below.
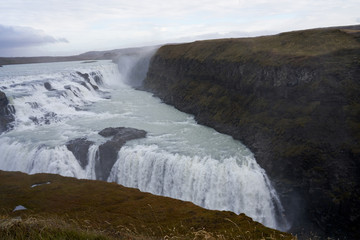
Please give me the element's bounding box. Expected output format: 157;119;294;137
142;26;360;239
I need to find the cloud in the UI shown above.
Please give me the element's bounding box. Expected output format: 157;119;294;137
0;24;68;49
1;0;359;56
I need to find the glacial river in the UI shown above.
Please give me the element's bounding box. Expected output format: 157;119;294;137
0;59;286;230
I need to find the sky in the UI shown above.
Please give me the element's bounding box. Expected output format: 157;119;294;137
0;0;359;57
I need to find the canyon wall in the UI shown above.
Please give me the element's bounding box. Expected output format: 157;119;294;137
143;27;360;239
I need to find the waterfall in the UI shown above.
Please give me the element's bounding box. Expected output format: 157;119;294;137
114;47;158;87
0;58;288;231
108;144;282;229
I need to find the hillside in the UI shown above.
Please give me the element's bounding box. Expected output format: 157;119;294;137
0;170;293;240
143;26;360;239
0;46;154;65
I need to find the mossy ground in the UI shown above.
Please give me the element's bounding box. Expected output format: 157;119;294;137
158;28;360;64
0;170;294;240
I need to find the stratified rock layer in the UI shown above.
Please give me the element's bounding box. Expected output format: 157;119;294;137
143;27;360;239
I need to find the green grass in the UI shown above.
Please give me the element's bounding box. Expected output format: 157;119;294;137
158;28;360;65
0;170;294;240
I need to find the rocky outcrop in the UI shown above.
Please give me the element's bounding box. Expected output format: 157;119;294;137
76;71;99;90
96;127;147;180
66;138;94;168
65;127;146;180
0;91;15;134
143;28;360;239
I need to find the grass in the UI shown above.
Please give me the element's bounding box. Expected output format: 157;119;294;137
158;28;360;65
0;215;112;240
0;170;295;239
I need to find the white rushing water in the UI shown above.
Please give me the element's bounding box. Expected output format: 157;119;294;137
0;58;287;230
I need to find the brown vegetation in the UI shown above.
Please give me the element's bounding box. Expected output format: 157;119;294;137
0;170;294;239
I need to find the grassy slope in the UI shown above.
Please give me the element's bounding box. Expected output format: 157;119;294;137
157;28;360;63
0;170;294;240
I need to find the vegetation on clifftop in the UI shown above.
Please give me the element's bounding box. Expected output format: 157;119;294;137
157;28;360;65
0;170;294;240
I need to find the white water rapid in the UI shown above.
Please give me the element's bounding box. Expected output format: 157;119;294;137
0;57;287;230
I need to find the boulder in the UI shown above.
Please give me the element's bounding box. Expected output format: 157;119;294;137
96;127;146;181
44;82;54;91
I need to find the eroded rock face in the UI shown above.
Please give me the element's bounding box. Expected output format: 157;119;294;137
96;127;147;181
66;138;94;168
0;91;15;134
64;127;146;181
142;29;360;239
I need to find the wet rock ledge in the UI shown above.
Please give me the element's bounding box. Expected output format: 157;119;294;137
0;91;15;134
97;127;146;180
66;127;147;181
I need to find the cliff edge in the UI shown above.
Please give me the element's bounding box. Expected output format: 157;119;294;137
0;170;294;239
143;26;360;239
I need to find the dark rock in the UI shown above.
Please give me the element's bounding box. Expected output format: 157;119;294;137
142;29;360;239
29;116;39;125
64;85;81;98
0;91;15;134
98;127;120;137
29;112;57;125
66;138;94;168
44;82;54;91
90;72;103;85
80;81;91;90
96;127;146;181
76;71;99;90
26;102;39;109
76;71;90;80
99;127;146;140
0;91;10;110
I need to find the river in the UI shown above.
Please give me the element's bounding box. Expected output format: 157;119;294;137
0;58;287;230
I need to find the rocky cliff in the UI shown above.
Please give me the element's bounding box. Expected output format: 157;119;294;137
143;27;360;239
0;91;15;134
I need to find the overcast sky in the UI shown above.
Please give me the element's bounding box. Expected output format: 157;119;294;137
0;0;359;57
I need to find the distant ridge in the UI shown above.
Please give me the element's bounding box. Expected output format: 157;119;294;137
0;46;156;65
